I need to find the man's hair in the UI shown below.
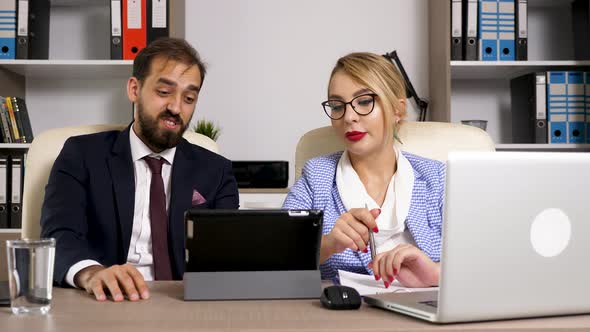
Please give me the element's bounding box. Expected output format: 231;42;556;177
132;37;207;85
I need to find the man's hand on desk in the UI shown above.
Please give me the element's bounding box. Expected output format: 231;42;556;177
74;264;150;302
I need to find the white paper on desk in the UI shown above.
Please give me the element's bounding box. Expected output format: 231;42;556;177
338;270;437;295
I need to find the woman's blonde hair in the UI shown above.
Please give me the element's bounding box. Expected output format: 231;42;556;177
328;52;407;137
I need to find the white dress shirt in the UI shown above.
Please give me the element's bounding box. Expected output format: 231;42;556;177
65;128;176;287
336;143;416;255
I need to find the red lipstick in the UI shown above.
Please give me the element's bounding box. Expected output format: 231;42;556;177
345;131;367;142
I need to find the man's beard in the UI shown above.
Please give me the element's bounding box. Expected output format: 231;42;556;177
136;100;190;151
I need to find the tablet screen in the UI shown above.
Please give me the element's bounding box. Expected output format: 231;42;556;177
185;209;323;272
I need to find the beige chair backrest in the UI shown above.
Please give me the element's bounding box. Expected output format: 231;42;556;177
21;124;219;239
295;121;496;179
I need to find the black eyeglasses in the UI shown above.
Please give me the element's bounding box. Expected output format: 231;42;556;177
321;93;378;120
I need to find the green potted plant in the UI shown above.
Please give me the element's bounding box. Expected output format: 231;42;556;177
193;118;221;141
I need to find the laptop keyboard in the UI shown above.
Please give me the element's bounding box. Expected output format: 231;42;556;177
420;300;438;308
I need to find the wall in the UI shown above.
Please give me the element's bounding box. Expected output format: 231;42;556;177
186;0;430;186
25;0;429;187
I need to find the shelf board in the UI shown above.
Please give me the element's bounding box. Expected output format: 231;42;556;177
496;144;590;151
451;61;590;80
0;143;31;149
529;0;574;7
0;228;21;233
0;60;134;79
50;0;107;7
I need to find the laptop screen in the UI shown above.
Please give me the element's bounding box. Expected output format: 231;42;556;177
184;209;323;272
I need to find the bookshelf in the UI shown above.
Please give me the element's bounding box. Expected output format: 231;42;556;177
0;0;185;232
428;0;587;150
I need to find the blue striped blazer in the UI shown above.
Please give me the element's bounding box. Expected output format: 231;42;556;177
283;151;446;279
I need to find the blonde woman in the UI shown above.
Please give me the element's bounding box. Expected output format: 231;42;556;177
283;53;444;288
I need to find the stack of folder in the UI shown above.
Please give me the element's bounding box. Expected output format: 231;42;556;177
0;153;23;229
451;0;527;61
0;0;50;60
111;0;170;60
0;0;170;61
511;71;590;144
0;97;33;144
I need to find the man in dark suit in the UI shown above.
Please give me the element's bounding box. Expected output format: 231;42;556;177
40;38;239;302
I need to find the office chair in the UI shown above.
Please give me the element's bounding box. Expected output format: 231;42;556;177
294;121;496;179
21;124;219;239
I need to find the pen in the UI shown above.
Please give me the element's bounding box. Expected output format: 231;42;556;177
365;203;376;262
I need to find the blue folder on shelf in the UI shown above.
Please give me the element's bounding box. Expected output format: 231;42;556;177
498;0;515;61
0;1;16;59
567;71;585;144
547;71;567;144
479;0;499;61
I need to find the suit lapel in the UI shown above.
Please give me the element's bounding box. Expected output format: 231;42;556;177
169;139;197;277
106;126;135;261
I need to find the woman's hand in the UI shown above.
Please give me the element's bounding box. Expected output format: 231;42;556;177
370;244;440;288
320;208;380;263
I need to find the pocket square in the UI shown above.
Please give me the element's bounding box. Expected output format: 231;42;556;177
191;189;206;206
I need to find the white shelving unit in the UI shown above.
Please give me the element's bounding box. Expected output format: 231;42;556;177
429;0;587;151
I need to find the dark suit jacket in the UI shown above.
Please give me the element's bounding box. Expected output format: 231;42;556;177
40;126;239;286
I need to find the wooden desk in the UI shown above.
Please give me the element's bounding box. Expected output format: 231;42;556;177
1;281;590;331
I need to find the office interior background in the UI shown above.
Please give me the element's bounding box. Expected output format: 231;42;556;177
0;0;586;213
13;0;429;188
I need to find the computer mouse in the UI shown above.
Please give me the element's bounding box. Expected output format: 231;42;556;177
320;285;361;310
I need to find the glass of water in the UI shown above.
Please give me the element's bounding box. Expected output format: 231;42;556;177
6;238;55;315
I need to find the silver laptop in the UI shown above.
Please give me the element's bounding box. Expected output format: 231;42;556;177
364;152;590;323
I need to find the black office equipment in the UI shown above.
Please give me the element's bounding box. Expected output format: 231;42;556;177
320;286;362;310
383;51;429;122
0;281;9;306
231;161;288;188
511;72;547;143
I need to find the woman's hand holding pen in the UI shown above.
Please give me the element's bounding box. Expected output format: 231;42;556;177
369;244;440;288
320;207;380;264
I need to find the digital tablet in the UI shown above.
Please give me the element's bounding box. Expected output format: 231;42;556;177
184;209;323;272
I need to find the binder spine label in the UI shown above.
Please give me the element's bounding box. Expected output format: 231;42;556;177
111;0;122;36
17;0;28;36
0;161;6;204
152;0;167;28
467;0;477;38
518;0;527;38
535;74;546;120
128;0;142;29
11;159;20;204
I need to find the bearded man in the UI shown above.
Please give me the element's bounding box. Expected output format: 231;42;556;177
40;38;239;302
